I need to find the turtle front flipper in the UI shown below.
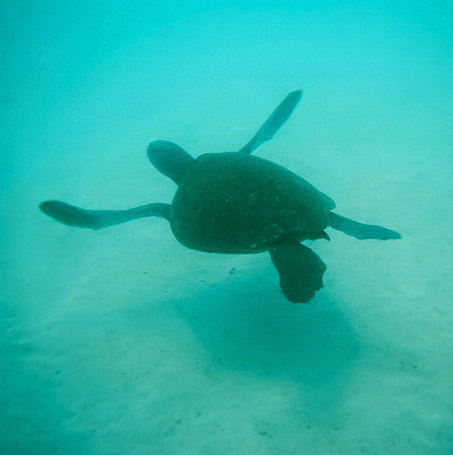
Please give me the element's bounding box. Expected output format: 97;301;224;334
39;200;170;230
269;239;326;303
238;90;303;155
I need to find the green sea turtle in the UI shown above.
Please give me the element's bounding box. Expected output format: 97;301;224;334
40;90;401;303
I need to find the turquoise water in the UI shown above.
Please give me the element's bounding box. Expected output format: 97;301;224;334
1;1;452;454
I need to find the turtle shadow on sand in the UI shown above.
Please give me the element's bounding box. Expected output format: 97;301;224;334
170;267;361;415
39;89;401;304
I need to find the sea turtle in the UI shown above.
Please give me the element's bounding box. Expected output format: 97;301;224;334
40;90;401;303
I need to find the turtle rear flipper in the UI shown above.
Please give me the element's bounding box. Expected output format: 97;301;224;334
239;90;303;155
39;200;170;230
269;240;326;303
330;212;401;240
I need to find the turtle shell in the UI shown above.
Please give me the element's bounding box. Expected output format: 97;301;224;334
169;152;334;254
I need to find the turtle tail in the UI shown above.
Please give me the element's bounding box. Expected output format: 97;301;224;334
330;212;401;240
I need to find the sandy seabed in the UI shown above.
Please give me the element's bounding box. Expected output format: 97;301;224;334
1;3;453;454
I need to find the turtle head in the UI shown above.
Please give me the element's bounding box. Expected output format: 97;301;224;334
147;140;195;185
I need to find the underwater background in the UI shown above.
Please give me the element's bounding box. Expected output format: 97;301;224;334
1;1;452;454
